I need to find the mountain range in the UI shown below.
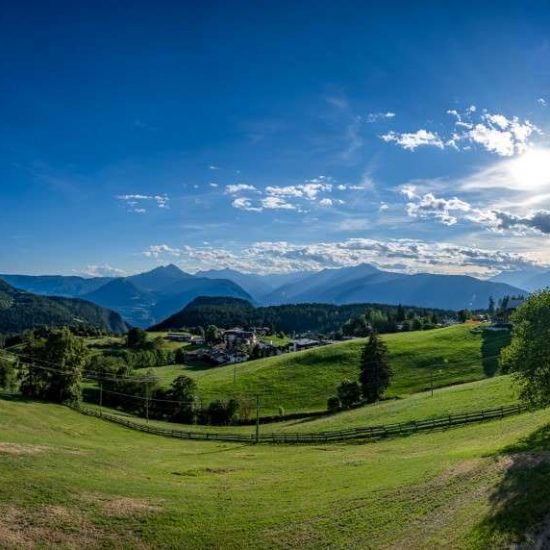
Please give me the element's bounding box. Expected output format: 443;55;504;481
0;263;527;329
0;265;253;328
0;280;129;334
490;266;550;292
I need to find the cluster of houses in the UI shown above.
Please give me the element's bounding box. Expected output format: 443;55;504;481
166;328;327;366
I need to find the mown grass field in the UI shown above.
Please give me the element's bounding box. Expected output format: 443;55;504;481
1;396;549;548
136;324;509;415
84;373;520;436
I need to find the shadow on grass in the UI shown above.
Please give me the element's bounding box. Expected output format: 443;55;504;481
474;422;550;546
481;329;511;377
0;392;39;404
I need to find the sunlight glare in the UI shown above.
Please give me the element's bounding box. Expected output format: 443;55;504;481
507;148;550;190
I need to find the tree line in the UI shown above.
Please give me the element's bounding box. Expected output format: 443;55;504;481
152;296;455;336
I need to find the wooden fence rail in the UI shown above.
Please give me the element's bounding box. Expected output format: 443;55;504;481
75;402;530;444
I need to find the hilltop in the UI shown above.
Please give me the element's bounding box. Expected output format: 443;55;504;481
0;280;129;334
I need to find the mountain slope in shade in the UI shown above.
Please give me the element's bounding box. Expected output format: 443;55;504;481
80;269;254;328
196;268;275;301
151;277;254;321
0;280;129;334
126;264;193;293
195;268;313;302
82;279;156;328
0;274;113;297
520;270;550;292
265;264;525;310
490;267;550;292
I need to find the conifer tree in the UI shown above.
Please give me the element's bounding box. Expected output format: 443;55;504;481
359;331;393;403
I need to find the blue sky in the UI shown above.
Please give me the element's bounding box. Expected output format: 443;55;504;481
3;0;550;277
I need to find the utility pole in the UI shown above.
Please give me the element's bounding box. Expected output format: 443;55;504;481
99;380;103;415
145;379;150;425
255;395;260;444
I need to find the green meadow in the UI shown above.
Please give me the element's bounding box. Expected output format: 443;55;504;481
1;396;549;548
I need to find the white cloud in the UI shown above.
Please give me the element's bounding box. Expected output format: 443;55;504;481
208;165;219;170
538;98;547;107
381;129;444;151
265;179;333;200
382;108;541;157
116;194;169;212
224;183;257;195
231;197;263;212
76;264;127;278
209;183;218;188
404;191;472;226
260;196;296;210
142;238;541;277
367;112;396;123
319;198;344;207
144;244;182;258
403;190;499;229
468;114;539;157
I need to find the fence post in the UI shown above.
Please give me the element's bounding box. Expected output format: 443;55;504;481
255;395;260;444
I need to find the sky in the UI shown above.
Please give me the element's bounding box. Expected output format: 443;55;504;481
3;0;550;277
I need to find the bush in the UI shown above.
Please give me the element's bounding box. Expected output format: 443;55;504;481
327;396;341;413
336;379;361;409
206;399;240;425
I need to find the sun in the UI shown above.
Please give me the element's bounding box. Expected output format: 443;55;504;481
507;148;550;191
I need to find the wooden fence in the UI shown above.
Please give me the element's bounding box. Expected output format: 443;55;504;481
75;402;530;444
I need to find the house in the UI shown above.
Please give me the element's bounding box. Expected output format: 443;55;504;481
166;333;191;342
226;351;249;364
223;328;257;348
290;338;322;352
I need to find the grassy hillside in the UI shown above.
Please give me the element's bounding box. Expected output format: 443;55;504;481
1;396;549;548
83;374;519;436
151;324;510;414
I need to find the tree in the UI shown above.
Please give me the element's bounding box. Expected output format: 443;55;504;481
165;375;197;423
396;304;406;322
20;328;87;404
127;327;148;349
205;325;222;345
501;291;550;406
206;399;239;425
336;379;361;409
0;356;17;392
359;332;393;403
327;395;341;413
458;309;471;323
488;296;496;315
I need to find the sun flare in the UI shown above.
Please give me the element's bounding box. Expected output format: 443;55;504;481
507;148;550;190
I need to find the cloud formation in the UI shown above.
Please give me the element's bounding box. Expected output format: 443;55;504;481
381;129;444;151
142;238;540;277
116;193;169;213
381;107;541;156
76;264;127;277
224;176;360;213
224;183;258;194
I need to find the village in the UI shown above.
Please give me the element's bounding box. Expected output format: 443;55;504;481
165;327;328;366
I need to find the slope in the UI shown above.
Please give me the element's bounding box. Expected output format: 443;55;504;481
166;324;510;414
0;396;549;548
0;280;129;334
